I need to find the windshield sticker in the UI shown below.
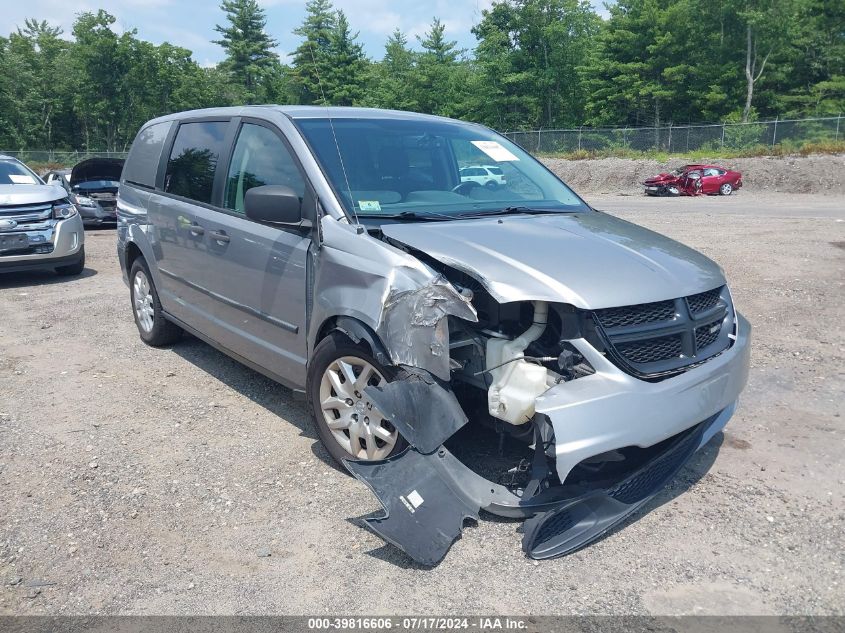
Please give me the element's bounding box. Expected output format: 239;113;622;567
9;174;36;184
471;140;519;162
358;200;381;211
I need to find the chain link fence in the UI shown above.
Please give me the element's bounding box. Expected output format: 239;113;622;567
3;115;843;166
0;150;128;168
503;116;844;155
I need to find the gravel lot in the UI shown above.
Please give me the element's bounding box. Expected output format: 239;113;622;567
1;192;843;615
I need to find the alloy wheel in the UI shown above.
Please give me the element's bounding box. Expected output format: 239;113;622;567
318;356;397;460
133;270;155;333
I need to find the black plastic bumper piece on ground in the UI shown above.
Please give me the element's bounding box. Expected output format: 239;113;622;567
521;421;704;559
345;448;479;566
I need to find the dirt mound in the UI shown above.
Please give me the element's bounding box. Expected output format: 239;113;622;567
541;154;845;196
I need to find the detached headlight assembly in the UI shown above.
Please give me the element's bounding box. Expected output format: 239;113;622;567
53;201;78;220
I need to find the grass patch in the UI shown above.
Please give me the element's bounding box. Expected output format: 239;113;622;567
539;140;845;161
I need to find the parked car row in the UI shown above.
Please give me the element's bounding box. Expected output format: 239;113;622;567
0;156;123;276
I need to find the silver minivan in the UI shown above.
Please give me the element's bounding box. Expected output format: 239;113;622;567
117;106;750;564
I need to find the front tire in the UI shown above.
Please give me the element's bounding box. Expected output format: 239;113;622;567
55;247;85;276
129;257;182;347
308;333;405;467
719;183;733;195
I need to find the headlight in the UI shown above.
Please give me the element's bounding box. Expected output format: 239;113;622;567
75;195;97;208
53;201;78;220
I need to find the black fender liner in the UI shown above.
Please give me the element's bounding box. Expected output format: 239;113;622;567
330;316;392;367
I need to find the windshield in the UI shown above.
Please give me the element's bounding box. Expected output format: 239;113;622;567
294;117;589;219
0;160;42;186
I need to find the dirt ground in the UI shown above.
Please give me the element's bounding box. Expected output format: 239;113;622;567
542;154;845;196
0;191;843;616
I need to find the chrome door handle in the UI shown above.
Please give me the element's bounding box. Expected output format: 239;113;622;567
189;223;204;236
209;230;230;244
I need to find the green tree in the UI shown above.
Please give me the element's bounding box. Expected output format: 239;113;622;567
291;0;336;104
291;1;368;105
69;10;135;150
413;18;463;115
473;0;600;128
581;0;679;127
213;0;280;102
365;29;420;111
323;11;368;105
9;20;72;148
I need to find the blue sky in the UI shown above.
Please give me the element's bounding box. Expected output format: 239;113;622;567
1;0;609;66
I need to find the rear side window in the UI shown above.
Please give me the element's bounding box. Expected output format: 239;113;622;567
165;121;229;204
487;166;503;175
123;121;171;188
223;123;305;214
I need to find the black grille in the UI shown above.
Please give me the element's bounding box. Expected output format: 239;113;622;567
532;509;576;546
695;319;722;349
594;286;733;378
616;334;683;364
594;300;675;329
608;426;700;504
686;287;723;314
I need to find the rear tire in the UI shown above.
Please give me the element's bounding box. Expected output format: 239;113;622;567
129;257;182;347
307;333;406;468
719;183;733;196
55;247;85;276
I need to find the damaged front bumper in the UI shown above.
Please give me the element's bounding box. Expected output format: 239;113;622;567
346;314;751;565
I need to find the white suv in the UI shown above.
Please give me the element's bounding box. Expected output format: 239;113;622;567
459;164;506;188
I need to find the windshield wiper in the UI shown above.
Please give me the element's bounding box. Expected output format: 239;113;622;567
455;206;572;219
356;211;446;222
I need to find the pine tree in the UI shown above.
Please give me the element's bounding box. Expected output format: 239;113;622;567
213;0;279;101
291;0;336;104
324;11;368;105
414;18;462;115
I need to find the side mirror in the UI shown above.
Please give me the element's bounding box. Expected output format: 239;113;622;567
244;185;308;227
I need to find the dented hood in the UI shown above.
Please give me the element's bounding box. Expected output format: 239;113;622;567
381;212;726;309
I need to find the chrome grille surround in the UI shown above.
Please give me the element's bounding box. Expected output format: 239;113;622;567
0;203;58;257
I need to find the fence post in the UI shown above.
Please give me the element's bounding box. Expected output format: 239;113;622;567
836;114;841;141
537;128;542;154
772;116;778;148
667;123;673;154
578;126;582;152
721;123;725;150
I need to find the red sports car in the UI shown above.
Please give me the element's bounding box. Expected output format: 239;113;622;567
643;164;743;196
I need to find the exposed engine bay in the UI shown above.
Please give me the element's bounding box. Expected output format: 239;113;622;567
337;226;749;565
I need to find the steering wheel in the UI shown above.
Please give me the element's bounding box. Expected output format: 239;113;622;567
452;181;480;195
